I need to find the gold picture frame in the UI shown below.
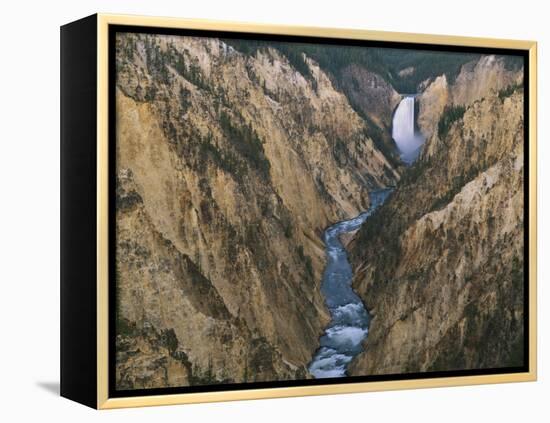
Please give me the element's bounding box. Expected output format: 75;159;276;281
61;13;537;409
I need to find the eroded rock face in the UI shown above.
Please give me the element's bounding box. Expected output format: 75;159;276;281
416;75;449;140
339;64;401;129
338;64;402;168
451;55;522;106
114;33;400;388
417;55;523;140
116;323;192;390
348;88;525;375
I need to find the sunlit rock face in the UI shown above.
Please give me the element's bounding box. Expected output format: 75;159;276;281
417;55;523;142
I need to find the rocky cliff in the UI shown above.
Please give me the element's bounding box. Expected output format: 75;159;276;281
114;32;400;389
347;57;525;375
337;64;403;168
417;55;523;140
339;64;401;129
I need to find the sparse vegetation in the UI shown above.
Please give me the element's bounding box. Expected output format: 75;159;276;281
198;136;245;180
179;85;192;112
218;111;271;180
363;122;401;169
502;55;524;72
400;157;431;185
225;39;480;94
438;105;466;139
498;82;523;100
296;245;314;278
283;221;293;238
160;328;179;354
144;38;171;85
332;137;349;167
378;50;479;92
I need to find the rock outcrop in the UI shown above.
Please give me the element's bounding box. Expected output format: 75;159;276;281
339;64;401;129
416;75;449;140
417;55;523;140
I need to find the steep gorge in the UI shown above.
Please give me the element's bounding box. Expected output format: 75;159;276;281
114;33;401;389
114;35;526;387
347;56;525;375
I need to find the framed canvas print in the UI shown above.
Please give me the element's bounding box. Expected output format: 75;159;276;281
60;13;537;409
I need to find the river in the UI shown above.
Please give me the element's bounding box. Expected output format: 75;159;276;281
308;188;393;378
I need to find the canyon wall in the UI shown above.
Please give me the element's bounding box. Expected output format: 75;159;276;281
417;55;523;140
348;56;525;375
338;64;403;168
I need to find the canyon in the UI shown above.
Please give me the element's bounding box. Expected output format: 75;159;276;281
113;32;525;389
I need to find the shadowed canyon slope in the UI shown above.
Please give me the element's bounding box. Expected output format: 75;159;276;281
114;33;401;389
348;56;525;375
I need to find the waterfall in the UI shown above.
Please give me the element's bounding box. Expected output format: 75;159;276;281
392;96;425;164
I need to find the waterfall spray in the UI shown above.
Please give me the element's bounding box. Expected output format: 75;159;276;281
392;96;425;164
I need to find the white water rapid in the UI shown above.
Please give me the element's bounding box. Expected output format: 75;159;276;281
308;189;393;378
